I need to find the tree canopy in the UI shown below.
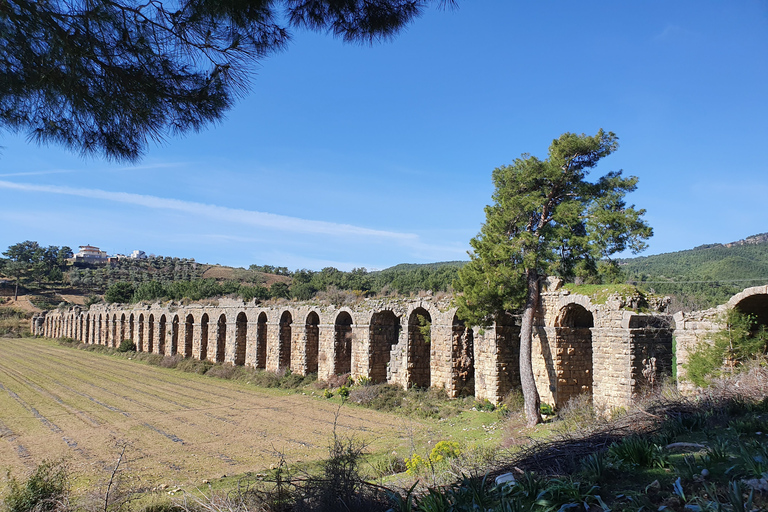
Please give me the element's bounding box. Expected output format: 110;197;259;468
1;0;449;161
454;130;652;425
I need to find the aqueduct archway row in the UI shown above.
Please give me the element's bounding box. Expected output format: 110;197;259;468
35;286;766;410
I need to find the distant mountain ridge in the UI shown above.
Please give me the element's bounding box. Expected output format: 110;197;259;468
724;232;768;248
618;232;768;309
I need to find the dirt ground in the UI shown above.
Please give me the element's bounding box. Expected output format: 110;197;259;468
0;337;417;489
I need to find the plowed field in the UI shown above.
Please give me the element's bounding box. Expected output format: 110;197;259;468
0;337;415;488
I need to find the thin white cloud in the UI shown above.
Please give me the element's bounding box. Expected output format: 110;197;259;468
0;169;74;177
0;180;419;241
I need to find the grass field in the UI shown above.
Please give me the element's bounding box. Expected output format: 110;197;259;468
0;337;429;491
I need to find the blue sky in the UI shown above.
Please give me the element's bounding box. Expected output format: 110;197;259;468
1;1;766;271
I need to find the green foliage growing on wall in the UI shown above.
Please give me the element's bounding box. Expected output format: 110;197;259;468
684;309;768;387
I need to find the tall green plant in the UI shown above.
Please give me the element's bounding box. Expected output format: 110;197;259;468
455;130;652;426
685;309;768;387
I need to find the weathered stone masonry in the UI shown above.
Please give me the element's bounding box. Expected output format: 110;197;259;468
34;286;765;410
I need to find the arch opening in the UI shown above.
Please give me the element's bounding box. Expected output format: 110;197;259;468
333;312;353;376
184;315;194;358
255;313;267;369
171;315;179;355
216;314;227;363
158;315;167;355
452;315;474;397
129;314;135;344
147;314;155;353
200;314;209;361
554;303;594;408
138;314;145;351
734;293;768;333
120;313;126;344
305;312;319;375
235;312;247;366
408;308;432;388
279;311;292;371
369;311;399;384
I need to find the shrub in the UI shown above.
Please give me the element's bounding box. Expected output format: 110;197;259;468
685;309;768;387
3;460;69;512
116;339;136;352
159;354;183;368
175;358;213;375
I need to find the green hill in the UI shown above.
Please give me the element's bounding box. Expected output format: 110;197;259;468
619;233;768;310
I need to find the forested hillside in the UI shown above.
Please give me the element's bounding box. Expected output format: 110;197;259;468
3;235;766;312
619;233;768;310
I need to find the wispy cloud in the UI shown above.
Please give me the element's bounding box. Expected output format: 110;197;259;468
0;169;74;178
0;180;419;241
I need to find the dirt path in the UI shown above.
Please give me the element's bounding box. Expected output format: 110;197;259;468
0;338;418;488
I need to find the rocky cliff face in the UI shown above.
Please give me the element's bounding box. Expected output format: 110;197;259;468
724;232;768;248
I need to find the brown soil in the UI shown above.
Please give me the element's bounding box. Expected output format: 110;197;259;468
0;337;414;490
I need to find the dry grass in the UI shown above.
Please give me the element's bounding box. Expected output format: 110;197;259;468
0;337;415;491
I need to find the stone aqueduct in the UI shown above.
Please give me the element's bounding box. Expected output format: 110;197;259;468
33;285;768;410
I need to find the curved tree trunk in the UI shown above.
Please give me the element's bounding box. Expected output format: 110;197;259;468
520;268;543;426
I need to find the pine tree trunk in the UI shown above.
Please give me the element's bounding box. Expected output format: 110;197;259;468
520;268;542;426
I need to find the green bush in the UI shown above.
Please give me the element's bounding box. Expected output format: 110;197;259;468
685;309;768;387
3;460;69;512
117;339;136;352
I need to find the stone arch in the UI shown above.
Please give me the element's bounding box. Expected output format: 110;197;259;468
333;311;353;376
120;313;126;343
452;314;474;397
138;314;145;351
216;314;227;363
279;311;292;371
98;314;103;345
729;286;768;333
147;314;155;353
84;314;90;344
408;307;432;388
111;313;118;347
158;314;167;355
171;315;180;355
79;316;84;342
235;312;247;366
369;310;400;384
184;314;194;358
305;311;320;374
554;302;594;408
200;313;209;360
129;313;135;343
255;312;267;369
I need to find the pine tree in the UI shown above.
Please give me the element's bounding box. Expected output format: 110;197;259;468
455;130;652;426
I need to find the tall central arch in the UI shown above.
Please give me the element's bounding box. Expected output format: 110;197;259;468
158;315;167;355
555;303;594;408
255;313;267;369
333;312;353;375
452;315;474;397
305;312;319;375
235;312;247;366
408;307;431;388
278;311;292;371
216;314;227;363
171;315;179;355
369;311;399;384
184;315;194;358
200;313;209;360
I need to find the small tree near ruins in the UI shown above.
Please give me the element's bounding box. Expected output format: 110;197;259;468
455;130;652;426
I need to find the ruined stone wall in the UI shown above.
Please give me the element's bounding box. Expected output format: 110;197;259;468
38;285;741;409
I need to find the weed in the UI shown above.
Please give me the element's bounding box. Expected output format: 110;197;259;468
579;451;609;483
3;460;70;512
609;437;668;469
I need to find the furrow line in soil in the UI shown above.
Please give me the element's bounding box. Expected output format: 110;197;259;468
0;418;33;467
